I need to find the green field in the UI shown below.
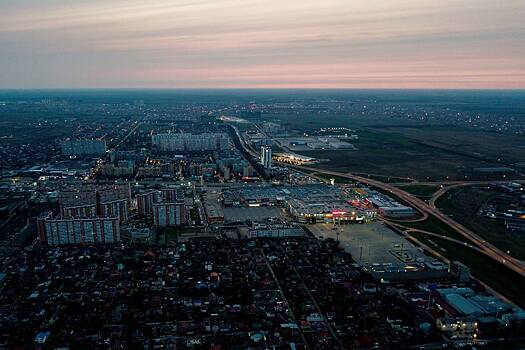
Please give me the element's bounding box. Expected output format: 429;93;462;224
402;216;468;243
409;232;525;308
436;186;525;260
264;114;525;181
301;128;519;181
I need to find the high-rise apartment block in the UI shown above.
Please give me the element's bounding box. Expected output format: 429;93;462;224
37;212;120;245
37;183;131;245
152;133;229;152
260;145;272;169
136;190;160;218
136;187;186;227
153;202;186;227
59;184;131;223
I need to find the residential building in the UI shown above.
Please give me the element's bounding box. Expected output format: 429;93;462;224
260;145;272;169
152;133;229;152
37;212;120;245
153;202;186;227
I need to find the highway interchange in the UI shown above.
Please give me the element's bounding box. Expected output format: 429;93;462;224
295;166;525;279
227;121;525;281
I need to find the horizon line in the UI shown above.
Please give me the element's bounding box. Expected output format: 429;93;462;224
1;87;525;91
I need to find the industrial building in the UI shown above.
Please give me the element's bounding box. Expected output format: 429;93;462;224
247;223;304;238
362;189;417;218
286;198;368;223
503;209;525;231
273;152;317;165
203;190;225;224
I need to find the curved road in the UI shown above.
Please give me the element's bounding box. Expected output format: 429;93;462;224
292;165;525;279
228;124;525;278
387;221;482;254
429;183;474;208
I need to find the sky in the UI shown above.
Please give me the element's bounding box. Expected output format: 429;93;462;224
0;0;524;89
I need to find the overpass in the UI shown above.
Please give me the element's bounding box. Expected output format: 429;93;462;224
290;165;525;279
227;122;525;278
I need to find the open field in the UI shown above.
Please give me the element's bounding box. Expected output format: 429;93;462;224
375;125;525;168
0;119;74;144
312;172;356;184
301;129;521;181
265;113;525;181
436;186;525;260
401;216;469;243
314;171;414;185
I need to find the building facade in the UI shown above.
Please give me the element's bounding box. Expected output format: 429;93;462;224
136;190;160;217
152;133;229;152
260;145;272;169
153;202;186;227
59;184;131;223
37;212;120;245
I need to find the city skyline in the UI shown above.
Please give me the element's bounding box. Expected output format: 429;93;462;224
1;0;525;89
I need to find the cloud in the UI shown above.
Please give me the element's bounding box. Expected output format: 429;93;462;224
0;0;524;88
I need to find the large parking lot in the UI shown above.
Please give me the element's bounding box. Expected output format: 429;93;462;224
309;222;428;266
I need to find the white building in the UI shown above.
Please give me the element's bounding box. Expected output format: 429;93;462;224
260;145;272;169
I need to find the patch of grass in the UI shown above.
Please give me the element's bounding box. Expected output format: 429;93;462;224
265;114;525;181
395;184;441;198
410;232;525;308
403;216;468;243
436;186;525;260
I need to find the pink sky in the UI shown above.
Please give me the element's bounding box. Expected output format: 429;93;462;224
1;0;524;88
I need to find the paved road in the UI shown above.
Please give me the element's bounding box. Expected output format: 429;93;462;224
111;120;141;151
230;126;525;278
387;221;481;253
429;183;481;208
260;248;310;349
292;165;525;279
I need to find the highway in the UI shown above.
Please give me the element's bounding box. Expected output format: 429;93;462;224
387;221;481;253
229;123;525;278
291;165;525;279
426;181;517;208
429;185;452;208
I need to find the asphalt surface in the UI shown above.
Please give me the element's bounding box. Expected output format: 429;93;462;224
295;165;525;279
